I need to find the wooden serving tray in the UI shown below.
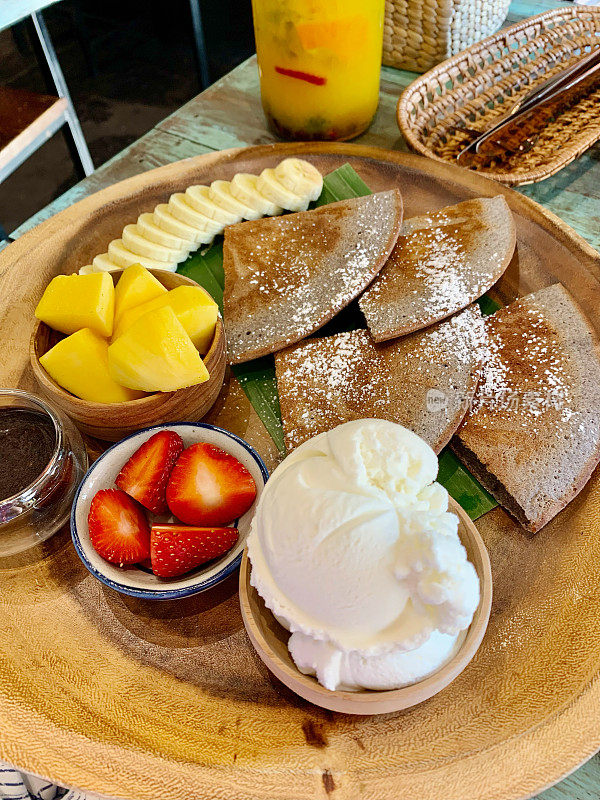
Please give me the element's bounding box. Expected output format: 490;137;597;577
1;143;600;800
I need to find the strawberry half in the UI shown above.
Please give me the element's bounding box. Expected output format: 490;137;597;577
116;430;184;514
150;523;238;578
87;488;151;565
166;442;257;526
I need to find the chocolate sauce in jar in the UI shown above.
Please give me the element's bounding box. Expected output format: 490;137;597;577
0;407;56;500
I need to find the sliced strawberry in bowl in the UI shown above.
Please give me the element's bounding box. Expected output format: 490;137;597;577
116;430;183;514
166;443;257;526
87;488;150;566
72;424;267;598
150;523;239;578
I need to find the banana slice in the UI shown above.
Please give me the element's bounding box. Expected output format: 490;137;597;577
108;239;177;272
168;194;224;236
230;173;282;217
185;185;239;226
87;159;322;280
153;204;213;245
122;224;189;263
257;168;310;212
137;213;193;251
209;180;262;221
275;158;323;202
92;253;121;273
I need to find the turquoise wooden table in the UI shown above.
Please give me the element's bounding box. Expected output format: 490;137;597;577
7;0;600;796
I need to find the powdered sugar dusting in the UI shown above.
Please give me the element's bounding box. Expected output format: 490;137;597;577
276;305;485;452
457;284;600;529
471;299;574;428
224;191;401;362
360;197;514;340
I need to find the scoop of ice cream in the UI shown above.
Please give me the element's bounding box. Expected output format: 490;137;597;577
247;419;480;689
289;629;464;692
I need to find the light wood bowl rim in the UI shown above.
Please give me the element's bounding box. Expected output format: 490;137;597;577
29;270;225;411
240;497;492;714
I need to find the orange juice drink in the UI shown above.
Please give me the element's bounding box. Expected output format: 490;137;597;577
251;0;385;141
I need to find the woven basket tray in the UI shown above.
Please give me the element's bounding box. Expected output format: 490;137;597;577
397;6;600;186
383;0;511;72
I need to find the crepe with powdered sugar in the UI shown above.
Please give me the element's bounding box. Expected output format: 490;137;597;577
275;304;484;454
359;196;515;342
223;190;403;364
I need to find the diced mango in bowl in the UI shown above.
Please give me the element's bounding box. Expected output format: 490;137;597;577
108;305;210;393
35;272;115;337
112;285;219;353
114;263;167;323
40;328;147;404
35;265;218;403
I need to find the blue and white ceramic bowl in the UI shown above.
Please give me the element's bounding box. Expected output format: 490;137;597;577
71;423;268;600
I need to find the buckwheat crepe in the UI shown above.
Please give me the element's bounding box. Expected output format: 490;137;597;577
276;304;484;453
223;190;403;364
359;196;515;341
453;283;600;532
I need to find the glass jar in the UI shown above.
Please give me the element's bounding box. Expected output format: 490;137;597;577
0;389;88;556
252;0;385;141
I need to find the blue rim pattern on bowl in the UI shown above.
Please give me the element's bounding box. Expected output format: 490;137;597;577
70;422;269;600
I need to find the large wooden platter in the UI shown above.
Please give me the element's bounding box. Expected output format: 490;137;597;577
1;143;600;800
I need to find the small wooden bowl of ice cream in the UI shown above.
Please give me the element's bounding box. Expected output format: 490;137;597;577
239;420;492;715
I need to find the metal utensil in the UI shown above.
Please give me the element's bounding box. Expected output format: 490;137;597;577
457;49;600;161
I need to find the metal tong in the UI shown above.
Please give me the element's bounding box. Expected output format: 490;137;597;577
457;48;600;161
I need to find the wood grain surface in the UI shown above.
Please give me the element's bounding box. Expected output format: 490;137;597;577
3;3;599;794
1;144;600;800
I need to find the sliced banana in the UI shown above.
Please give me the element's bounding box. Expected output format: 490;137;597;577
168;194;224;236
122;224;189;263
185;185;239;226
108;239;177;272
92;253;121;273
209;180;262;221
230;173;282;217
257;168;310;212
275;158;323;202
137;212;193;251
153;204;213;245
86;159;324;278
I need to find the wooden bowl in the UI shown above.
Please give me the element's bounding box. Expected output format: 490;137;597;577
240;497;492;715
30;270;226;441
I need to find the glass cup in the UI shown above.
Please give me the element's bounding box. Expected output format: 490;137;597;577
251;0;385;141
0;389;88;556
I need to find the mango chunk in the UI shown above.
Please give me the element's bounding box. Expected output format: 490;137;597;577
113;285;218;353
108;305;210;392
35;272;115;338
113;264;167;323
40;329;147;404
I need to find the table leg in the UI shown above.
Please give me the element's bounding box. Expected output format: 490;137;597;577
31;10;94;178
189;0;211;89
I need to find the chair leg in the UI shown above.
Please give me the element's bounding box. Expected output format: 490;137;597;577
189;0;211;90
31;10;94;178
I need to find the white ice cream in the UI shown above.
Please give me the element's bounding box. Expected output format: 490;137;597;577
247;419;480;691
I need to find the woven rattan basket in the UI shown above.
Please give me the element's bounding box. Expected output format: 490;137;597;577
397;6;600;186
383;0;511;72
